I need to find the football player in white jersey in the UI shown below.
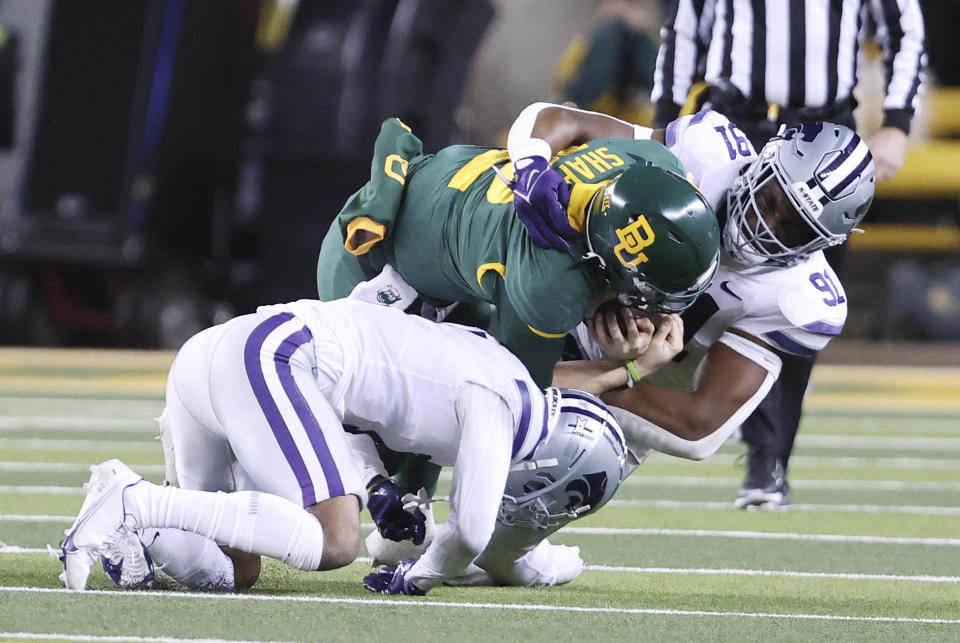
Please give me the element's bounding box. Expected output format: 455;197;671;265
56;295;679;594
509;101;875;494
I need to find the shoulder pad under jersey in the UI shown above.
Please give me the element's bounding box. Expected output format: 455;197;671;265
664;109;755;210
731;253;847;357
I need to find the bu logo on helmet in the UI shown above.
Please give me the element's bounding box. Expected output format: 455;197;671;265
613;215;656;267
564;471;608;515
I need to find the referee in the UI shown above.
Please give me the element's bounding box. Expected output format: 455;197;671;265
651;0;926;507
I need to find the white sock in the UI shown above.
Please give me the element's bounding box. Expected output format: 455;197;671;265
143;528;235;591
126;483;325;571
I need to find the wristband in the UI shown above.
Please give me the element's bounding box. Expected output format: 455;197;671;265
509;137;553;167
624;360;643;385
632;124;654;140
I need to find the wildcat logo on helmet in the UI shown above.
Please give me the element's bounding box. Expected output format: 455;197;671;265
613;215;656;267
564;471;608;515
376;286;402;305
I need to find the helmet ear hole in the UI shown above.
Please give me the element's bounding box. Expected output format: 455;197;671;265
498;389;628;530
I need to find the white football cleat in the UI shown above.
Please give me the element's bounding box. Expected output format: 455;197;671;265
444;562;497;587
534;542;585;586
100;530;155;588
57;459;144;589
365;497;436;565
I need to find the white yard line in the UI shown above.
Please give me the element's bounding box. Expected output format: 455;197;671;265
0;439;158;452
0;485;82;495
3;514;960;547
0;546;48;554
796;434;960;450
0;634;298;643
623;476;960;491
654;453;960;470
0;514;75;522
3;547;956;584
0;461;165;474
0;587;957;624
0;417;155;431
563;526;960;546
606;499;960;515
585;565;960;583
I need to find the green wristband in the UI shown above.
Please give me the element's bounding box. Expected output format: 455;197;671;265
624;360;643;384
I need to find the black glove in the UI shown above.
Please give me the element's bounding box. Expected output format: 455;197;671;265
367;478;427;545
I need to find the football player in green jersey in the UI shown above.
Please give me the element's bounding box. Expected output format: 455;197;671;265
315;104;719;514
316;115;719;386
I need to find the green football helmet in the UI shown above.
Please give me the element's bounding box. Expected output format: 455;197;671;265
585;164;721;313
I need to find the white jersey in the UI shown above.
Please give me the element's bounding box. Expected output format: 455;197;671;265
581;108;847;382
653;108;847;383
258;298;549;466
664;108;755;213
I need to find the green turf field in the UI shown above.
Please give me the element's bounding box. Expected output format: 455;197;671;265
1;348;958;642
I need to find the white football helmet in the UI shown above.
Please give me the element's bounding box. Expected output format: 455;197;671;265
725;122;876;267
498;388;627;530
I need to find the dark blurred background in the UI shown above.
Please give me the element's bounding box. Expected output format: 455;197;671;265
0;0;957;355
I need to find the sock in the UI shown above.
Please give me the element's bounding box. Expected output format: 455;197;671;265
143;528;235;591
126;483;325;571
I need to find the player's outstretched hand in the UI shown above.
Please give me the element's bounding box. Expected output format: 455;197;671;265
511;156;577;251
630;313;685;375
362;557;426;596
367;479;427;545
587;303;655;360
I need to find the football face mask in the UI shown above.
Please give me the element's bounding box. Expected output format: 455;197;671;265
724;122;876;267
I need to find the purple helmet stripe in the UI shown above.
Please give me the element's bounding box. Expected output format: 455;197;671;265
764;330;818;357
826;150;872;198
818;133;862;178
512;379;533;459
275;325;345;500
535;393;549;453
802;320;845;336
559;405;618;435
244;313;334;507
689;108;710;125
558;390;605;407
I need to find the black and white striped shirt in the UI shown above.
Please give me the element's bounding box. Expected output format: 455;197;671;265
651;0;926;133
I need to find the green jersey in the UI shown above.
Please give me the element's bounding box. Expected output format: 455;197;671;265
317;118;685;385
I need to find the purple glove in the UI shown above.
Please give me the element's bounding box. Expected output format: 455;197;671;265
511;156;578;251
367;479;426;545
363;557;426;595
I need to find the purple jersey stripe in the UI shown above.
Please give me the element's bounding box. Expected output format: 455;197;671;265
512;379;532;459
818;133;861;178
803;320;845;336
764;330;818;357
827;151;872;197
665;118;680;148
275;325;345;501
689;108;711;125
243;312;316;508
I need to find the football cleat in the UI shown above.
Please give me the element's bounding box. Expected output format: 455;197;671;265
57;459;144;589
444;563;496;587
101;530;155;589
734;451;790;509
